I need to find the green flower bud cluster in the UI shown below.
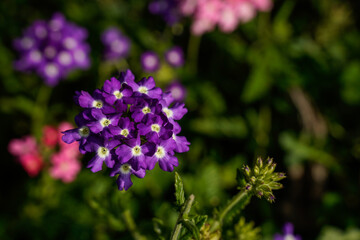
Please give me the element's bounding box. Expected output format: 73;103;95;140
240;157;286;203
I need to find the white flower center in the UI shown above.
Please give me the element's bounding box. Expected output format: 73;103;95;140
100;118;111;127
138;86;148;94
120;163;131;174
111;39;125;53
30;50;42;62
44;46;57;58
63;37;77;49
35;26;47;39
92;100;103;109
113;90;123;99
151;124;160;133
131;146;142;156
172;134;176;140
58;51;72;65
120;129;129;137
142;106;151;114
74;49;86;63
284;235;296;240
45;64;59;77
155;146;165;158
79;126;90;137
163;107;173;118
171;87;182;99
168;51;180;64
144;55;157;68
50;19;62;31
97;147;109;158
21;37;34;49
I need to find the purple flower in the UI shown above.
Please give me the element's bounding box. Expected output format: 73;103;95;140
110;163;146;191
149;0;182;25
115;134;155;171
62;69;190;190
101;27;131;61
146;138;178;171
140;51;160;72
166;81;187;102
274;223;302;240
13;13;90;86
127;76;163;100
164;46;184;67
102;77;133;105
85;137;119;172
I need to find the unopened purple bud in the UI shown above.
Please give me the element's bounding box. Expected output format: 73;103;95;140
257;157;263;168
245;184;252;191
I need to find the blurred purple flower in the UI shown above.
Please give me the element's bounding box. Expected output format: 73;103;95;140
13;13;90;86
149;0;182;25
166;81;187;102
140;51;161;72
101;27;131;61
164;46;184;67
274;222;302;240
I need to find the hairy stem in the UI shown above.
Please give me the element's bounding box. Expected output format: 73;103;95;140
170;194;195;240
210;190;250;232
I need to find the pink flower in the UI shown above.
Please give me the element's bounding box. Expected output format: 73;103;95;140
49;151;81;183
181;0;273;35
8;136;38;157
42;126;58;148
19;153;43;177
251;0;273;11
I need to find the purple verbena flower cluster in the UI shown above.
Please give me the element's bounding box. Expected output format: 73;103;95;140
62;69;190;190
13;13;90;86
101;27;131;61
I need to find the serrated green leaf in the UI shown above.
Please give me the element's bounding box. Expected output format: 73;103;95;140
181;219;200;240
174;172;185;207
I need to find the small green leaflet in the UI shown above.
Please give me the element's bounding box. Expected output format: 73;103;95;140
175;172;185;207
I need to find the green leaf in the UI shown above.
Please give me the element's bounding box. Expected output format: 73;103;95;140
174;172;185;207
180;219;200;240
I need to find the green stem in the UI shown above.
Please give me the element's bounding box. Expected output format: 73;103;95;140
122;209;147;240
210;190;250;232
170;194;195;240
31;85;52;138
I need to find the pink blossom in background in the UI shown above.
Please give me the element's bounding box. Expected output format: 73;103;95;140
8;122;82;181
19;153;43;177
8;136;38;157
49;151;81;183
42;126;58;148
180;0;273;35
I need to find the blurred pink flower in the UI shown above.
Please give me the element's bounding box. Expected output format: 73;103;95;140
42;126;58;148
19;153;43;177
8;136;38;157
180;0;273;35
49;151;81;183
251;0;272;11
